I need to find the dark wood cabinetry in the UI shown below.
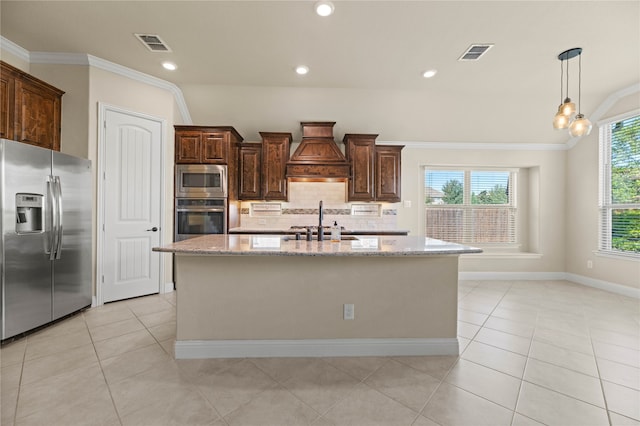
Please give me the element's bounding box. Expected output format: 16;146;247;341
344;133;403;202
238;143;262;200
1;61;64;151
237;133;292;201
260;132;291;200
344;134;376;201
375;145;403;202
174;125;242;165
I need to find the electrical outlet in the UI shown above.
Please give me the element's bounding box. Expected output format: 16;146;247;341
404;200;412;208
587;260;593;269
343;303;355;320
258;219;267;225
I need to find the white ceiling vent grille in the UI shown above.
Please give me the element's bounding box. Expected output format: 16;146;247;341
458;44;494;61
135;34;172;52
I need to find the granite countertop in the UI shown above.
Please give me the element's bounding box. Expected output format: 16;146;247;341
153;234;481;257
228;227;410;236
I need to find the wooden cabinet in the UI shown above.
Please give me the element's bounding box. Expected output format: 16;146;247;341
344;134;376;201
375;145;403;202
344;133;403;202
1;61;64;151
260;132;291;201
174;125;242;164
237;133;291;201
238;143;262;200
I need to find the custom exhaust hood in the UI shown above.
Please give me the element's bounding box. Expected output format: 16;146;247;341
286;122;350;181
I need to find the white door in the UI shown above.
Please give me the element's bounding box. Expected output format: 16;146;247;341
102;109;163;302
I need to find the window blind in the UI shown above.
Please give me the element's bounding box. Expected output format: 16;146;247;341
424;169;516;244
599;113;640;256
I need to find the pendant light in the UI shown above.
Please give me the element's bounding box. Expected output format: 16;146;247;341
568;51;592;137
552;47;592;137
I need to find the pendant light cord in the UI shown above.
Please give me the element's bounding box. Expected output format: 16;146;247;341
578;53;582;114
559;59;564;104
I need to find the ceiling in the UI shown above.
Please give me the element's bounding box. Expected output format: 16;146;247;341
1;1;639;144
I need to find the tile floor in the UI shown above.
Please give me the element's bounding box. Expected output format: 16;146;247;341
1;280;639;426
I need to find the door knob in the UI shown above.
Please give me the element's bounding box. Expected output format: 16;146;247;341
146;227;159;232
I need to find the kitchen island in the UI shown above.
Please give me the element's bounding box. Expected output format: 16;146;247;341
153;235;481;359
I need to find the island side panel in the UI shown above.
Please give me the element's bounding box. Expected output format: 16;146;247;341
175;254;459;341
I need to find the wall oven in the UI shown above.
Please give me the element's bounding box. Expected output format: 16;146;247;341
175;164;227;198
174;198;227;241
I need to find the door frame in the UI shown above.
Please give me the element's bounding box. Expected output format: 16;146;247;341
96;103;168;306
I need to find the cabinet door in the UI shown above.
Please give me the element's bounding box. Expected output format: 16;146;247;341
175;131;202;163
14;79;61;151
0;73;12;140
375;146;402;202
202;132;228;164
262;134;290;200
238;144;262;199
347;138;375;201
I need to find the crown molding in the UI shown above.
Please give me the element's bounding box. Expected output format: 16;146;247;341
566;82;640;149
0;36;30;62
378;140;568;151
0;37;192;124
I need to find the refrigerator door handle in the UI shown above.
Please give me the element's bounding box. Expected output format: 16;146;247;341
46;176;58;259
54;176;63;260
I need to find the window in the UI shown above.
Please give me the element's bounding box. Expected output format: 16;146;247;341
599;113;640;257
424;168;517;245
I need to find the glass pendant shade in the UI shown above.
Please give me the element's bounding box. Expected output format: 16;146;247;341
559;98;576;117
569;114;593;137
553;107;570;129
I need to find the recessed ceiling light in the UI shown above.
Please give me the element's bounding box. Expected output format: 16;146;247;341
295;65;309;75
162;61;177;71
315;1;334;17
422;69;437;78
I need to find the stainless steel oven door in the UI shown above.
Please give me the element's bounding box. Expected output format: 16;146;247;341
175;164;227;198
174;199;227;241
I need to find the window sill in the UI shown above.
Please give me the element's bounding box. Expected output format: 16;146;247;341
461;252;542;260
594;250;640;262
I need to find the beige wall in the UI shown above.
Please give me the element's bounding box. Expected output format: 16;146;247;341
88;67;178;292
30;64;90;159
399;147;566;273
2;44;638;293
566;92;640;290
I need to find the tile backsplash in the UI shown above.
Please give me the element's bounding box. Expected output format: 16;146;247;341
239;182;398;230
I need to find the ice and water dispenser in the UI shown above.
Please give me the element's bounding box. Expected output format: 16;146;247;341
15;193;44;234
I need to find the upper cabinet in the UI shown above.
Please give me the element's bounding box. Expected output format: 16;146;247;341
344;133;403;202
375;145;403;202
238;143;262;200
237;133;292;201
260;132;291;201
174;125;243;165
344;134;376;201
1;61;64;151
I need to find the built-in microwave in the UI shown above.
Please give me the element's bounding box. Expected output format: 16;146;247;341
175;164;227;198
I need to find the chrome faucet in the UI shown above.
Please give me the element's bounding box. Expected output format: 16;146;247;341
318;200;324;241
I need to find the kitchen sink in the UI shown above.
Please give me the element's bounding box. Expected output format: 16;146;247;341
282;235;358;242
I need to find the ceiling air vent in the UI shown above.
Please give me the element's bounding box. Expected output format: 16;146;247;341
458;44;494;61
134;34;172;52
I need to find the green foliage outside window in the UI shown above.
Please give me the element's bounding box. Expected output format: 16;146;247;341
609;116;640;253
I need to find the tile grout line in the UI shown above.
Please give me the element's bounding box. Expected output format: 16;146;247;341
86;309;126;426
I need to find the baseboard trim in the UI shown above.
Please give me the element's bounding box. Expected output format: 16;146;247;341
565;273;640;299
162;281;175;294
459;272;566;281
174;338;459;359
459;271;639;299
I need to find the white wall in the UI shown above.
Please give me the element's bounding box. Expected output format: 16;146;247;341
3;45;638;293
566;92;640;290
399;146;566;274
88;67;178;293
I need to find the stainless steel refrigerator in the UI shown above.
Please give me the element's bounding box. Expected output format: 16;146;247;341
1;139;92;340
